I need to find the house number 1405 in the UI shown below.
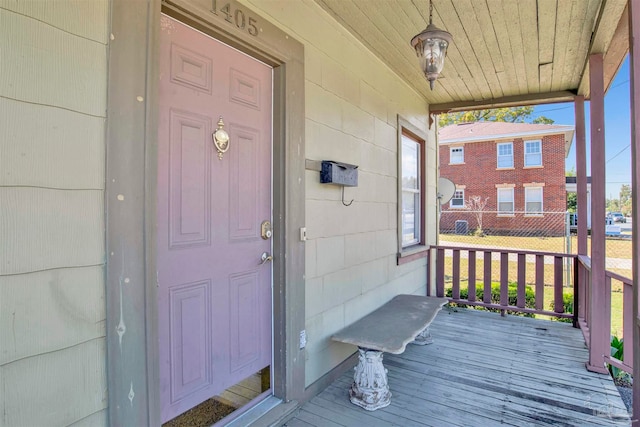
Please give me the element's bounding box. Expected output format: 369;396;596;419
211;1;258;36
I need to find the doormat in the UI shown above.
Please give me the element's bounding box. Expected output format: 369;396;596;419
163;398;237;427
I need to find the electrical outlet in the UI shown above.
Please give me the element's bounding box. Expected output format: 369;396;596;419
300;227;307;241
299;330;307;349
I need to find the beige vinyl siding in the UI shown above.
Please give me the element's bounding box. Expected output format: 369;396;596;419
68;410;107;427
242;0;438;386
0;2;109;426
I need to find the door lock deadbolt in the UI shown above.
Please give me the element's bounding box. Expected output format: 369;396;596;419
261;220;272;240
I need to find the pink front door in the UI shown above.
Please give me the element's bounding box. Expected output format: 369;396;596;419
157;15;273;422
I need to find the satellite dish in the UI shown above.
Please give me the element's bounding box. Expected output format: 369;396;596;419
437;177;456;205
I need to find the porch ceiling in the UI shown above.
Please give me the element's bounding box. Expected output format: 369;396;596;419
314;0;630;113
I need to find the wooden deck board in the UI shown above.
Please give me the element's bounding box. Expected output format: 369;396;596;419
398;335;615;385
285;308;630;426
384;369;558;427
395;350;622;399
217;373;262;408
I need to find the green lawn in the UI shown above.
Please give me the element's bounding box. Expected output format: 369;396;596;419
440;234;632;263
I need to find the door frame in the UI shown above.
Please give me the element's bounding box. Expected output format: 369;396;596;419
105;1;305;425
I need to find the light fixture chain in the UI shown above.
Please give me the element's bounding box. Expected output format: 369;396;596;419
429;0;433;25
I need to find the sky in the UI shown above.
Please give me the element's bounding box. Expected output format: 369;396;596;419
532;57;632;199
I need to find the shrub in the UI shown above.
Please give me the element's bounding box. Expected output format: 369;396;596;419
549;292;574;323
446;282;535;317
609;335;624;379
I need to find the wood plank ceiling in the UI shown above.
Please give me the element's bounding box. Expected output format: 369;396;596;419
313;0;629;112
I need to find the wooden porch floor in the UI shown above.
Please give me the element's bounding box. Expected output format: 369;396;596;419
285;308;630;427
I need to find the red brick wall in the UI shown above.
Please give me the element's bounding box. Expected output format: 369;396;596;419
439;134;567;236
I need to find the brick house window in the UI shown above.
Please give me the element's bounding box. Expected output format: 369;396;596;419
497;142;513;168
525;187;543;215
450;146;464;164
497;187;514;215
524;140;542;167
400;132;422;247
450;189;465;208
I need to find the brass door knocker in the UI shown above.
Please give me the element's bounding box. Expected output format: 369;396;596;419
213;116;230;160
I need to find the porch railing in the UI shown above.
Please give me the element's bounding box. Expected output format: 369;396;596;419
428;245;634;376
428;245;577;322
577;256;634;375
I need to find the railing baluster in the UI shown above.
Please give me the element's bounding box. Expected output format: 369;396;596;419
436;248;445;298
604;275;612;346
517;253;526;308
426;248;431;296
585;267;591;326
584;269;591;325
452;250;460;300
554;256;563;313
468;250;476;302
577;258;586;321
535;255;544;311
431;245;579;321
483;251;491;304
500;253;508;313
573;257;579;328
601;271;633;375
623;281;633;371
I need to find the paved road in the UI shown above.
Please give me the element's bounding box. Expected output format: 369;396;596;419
619;217;632;233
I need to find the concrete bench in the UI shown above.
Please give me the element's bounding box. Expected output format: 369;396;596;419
332;294;449;411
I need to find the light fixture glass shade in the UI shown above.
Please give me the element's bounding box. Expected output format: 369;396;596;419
411;22;452;90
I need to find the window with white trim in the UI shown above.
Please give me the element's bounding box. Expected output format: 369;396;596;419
497;188;514;215
401;133;421;247
524;140;542;167
497;142;513;168
450;147;464;164
450;189;465;208
525;187;543;215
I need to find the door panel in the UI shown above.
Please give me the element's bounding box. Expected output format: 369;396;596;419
229;125;260;239
168;110;211;248
168;281;211;401
158;15;273;423
229;271;260;372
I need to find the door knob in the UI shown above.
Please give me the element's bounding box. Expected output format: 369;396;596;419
259;252;273;265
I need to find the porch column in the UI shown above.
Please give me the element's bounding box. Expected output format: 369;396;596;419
587;53;608;374
628;1;640;423
574;96;588;256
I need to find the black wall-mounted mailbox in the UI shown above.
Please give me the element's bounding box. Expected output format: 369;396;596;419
320;160;358;187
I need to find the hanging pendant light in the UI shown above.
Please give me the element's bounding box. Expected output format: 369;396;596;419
410;0;453;90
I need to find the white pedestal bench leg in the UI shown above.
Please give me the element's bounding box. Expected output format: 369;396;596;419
349;348;391;411
411;327;433;345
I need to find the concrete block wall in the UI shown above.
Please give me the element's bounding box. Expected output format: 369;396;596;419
440;134;567;236
242;0;437;386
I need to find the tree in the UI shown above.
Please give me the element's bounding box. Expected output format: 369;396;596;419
532;116;555;124
466;196;489;237
620;184;631;204
438;106;554;127
606;185;633;216
567;193;577;213
606;198;621;212
566;168;577;212
620;184;632;216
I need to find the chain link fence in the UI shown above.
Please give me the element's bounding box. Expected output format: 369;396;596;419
438;209;632;334
439;209;632;277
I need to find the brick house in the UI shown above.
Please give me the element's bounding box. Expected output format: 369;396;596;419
438;122;575;237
